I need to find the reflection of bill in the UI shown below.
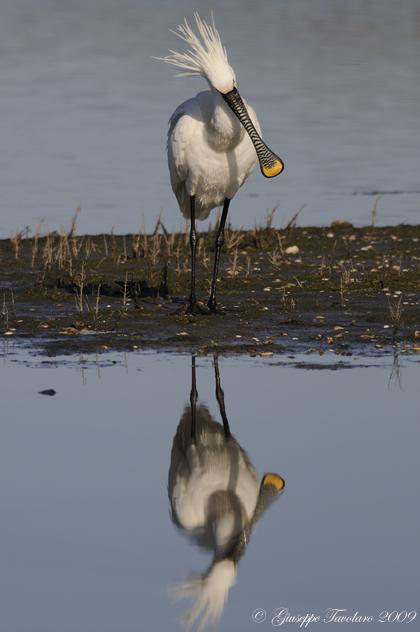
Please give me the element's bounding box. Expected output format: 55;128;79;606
168;357;285;631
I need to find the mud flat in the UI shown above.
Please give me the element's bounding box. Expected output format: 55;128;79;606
1;218;420;360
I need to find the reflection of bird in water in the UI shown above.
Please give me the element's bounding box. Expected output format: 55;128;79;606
158;14;284;315
168;357;284;631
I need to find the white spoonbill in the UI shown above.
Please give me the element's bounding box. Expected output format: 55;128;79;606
159;14;284;315
168;357;285;631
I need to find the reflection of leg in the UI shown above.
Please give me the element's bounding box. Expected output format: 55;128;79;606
214;356;231;438
207;198;230;314
190;356;198;443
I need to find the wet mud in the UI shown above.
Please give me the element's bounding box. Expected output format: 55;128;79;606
1;220;420;361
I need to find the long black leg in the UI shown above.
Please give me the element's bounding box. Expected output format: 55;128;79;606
214;356;231;439
190;356;198;443
207;198;230;314
187;196;198;314
175;196;205;315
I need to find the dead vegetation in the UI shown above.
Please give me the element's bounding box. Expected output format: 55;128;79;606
0;207;420;356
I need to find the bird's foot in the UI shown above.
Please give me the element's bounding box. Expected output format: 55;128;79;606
185;301;208;316
205;299;225;315
172;296;207;316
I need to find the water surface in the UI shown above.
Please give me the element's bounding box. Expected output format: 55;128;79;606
1;349;418;631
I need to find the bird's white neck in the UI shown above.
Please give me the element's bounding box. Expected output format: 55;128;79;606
207;88;245;152
214;513;238;552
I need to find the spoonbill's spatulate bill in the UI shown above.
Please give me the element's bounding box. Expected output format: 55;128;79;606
159;14;284;315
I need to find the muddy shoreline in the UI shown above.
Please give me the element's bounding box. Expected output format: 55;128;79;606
1;220;420;360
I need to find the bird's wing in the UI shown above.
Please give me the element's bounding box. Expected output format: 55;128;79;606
167;98;202;210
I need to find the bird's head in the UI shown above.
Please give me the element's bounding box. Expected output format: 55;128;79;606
158;13;236;94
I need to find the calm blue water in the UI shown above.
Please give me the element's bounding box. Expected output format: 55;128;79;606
0;0;419;238
0;348;419;631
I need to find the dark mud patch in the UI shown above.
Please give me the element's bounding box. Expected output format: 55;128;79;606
291;362;357;370
1;223;420;362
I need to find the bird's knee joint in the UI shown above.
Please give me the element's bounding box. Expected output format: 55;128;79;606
190;231;197;249
215;231;224;249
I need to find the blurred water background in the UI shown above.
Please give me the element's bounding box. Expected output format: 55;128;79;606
0;0;419;238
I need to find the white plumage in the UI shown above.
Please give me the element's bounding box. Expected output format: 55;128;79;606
167;90;260;221
169;404;260;548
158;14;284;314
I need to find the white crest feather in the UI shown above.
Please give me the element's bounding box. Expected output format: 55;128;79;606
169;559;236;632
158;13;236;94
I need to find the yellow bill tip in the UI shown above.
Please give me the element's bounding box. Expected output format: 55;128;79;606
262;159;284;178
262;473;285;491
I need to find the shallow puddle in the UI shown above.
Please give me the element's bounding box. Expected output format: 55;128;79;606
1;349;418;631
